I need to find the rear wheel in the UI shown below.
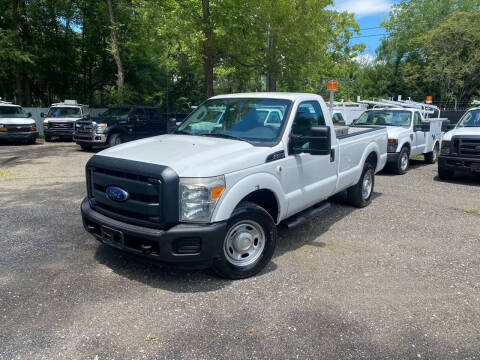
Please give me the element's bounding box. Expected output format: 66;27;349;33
347;163;375;208
108;133;122;147
425;143;439;164
212;202;276;279
392;146;409;174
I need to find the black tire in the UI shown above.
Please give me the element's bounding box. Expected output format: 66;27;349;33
25;138;36;145
391;146;410;174
108;133;122;147
44;135;52;142
80;144;92;151
425;143;439;164
438;165;454;180
347;163;375;208
212;201;277;280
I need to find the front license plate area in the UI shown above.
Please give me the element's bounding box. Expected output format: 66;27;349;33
101;226;124;249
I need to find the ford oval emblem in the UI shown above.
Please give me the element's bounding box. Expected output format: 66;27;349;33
106;186;129;202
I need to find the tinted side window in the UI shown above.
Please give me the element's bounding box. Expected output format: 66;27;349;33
147;108;165;120
291;101;326;136
332;113;344;124
414;112;422;125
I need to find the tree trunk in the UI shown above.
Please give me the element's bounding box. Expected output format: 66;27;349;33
12;0;23;105
201;0;214;98
106;0;124;96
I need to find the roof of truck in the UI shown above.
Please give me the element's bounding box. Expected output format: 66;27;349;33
211;92;320;101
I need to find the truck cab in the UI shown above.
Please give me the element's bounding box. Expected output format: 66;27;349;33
81;93;387;279
438;105;480;179
74;106;186;151
355;101;446;174
42;100;89;141
0;100;39;144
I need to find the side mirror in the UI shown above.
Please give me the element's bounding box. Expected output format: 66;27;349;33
40;112;45;118
290;126;331;156
27;112;32;117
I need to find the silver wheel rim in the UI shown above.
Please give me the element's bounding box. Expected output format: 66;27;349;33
115;136;122;145
433;146;438;161
224;220;265;267
401;152;409;171
362;169;373;200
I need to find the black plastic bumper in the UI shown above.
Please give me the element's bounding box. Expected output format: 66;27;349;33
81;198;227;268
387;152;400;163
44;129;74;138
0;131;38;141
438;155;480;174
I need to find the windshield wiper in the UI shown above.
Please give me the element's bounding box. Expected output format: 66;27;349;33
202;133;251;143
173;130;192;135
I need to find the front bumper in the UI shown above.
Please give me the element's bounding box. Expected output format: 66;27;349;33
438;155;480;174
44;129;74;137
387;152;400;164
0;131;39;141
74;132;107;145
81;198;227;268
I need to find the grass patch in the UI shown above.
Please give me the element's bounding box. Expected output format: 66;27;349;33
0;167;12;178
464;208;479;215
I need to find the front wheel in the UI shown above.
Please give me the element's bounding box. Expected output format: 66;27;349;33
80;144;92;151
425;143;439;164
108;133;122;147
212;202;276;279
347;163;375;208
438;165;454;180
44;135;52;142
392;146;410;174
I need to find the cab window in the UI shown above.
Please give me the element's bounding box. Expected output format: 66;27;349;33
414;112;422;125
291;101;325;136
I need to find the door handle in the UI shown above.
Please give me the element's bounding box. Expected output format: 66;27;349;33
330;149;335;162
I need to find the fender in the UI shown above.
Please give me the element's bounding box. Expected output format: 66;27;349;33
397;138;411;153
105;124;129;137
212;172;287;224
350;141;382;185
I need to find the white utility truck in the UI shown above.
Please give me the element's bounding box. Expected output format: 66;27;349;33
81;93;387;279
438;101;480;179
333;100;368;125
42;100;89;141
0;99;38;144
355;98;448;174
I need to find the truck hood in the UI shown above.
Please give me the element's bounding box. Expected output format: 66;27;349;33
443;127;480;141
45;117;80;123
0;117;36;125
97;134;273;177
385;126;410;139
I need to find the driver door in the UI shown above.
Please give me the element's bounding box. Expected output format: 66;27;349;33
413;112;426;155
281;101;338;217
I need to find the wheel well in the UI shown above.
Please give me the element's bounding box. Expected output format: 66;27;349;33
240;189;279;223
366;151;378;169
401;142;411;152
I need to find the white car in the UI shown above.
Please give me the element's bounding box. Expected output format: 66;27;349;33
354;107;445;174
0;100;38;144
42;100;89;141
438;106;480;179
80;93;387;279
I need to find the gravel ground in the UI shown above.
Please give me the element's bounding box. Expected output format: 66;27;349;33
0;140;479;360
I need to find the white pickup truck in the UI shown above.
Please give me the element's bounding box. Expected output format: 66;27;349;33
81;93;387;279
354;100;446;174
42;100;90;141
438;105;480;179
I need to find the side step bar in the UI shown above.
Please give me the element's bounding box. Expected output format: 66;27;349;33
285;201;331;229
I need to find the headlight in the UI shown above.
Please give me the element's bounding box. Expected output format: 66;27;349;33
0;124;6;132
387;138;398;153
30;126;37;132
43;121;48;127
96;123;108;133
0;124;4;128
441;140;451;155
179;176;225;223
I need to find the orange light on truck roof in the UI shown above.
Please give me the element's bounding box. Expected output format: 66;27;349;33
327;80;338;91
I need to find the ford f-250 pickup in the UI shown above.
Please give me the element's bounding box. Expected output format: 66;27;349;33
81;93;388;279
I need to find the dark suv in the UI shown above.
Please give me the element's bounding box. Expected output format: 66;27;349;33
73;106;187;150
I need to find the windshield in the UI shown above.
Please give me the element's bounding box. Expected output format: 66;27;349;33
176;98;292;143
355;110;412;127
457;109;480;127
47;107;81;118
101;107;131;117
0;106;28;118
